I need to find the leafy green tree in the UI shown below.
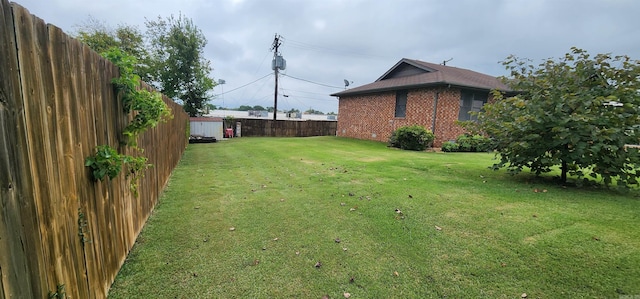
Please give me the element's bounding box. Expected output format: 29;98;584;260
237;105;253;111
304;108;325;115
145;14;215;116
115;25;148;67
252;105;266;111
475;48;640;186
74;17;148;75
74;17;117;53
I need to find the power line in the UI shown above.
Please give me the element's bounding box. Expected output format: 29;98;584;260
283;37;389;60
281;73;343;89
212;73;272;97
284;94;338;102
279;88;338;102
249;73;274;103
238;49;273;100
281;88;338;96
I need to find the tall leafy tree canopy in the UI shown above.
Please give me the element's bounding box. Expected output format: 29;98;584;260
474;48;640;187
74;14;215;117
74;17;148;75
305;108;325;115
145;14;215;117
236;105;253;111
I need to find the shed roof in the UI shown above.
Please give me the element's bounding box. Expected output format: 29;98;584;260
190;117;224;122
331;58;510;97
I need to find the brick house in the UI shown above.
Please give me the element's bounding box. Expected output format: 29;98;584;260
331;58;511;147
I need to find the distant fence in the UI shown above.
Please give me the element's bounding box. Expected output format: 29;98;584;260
230;118;337;137
0;1;188;298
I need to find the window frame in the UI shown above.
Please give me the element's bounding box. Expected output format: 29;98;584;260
458;90;488;121
395;90;408;118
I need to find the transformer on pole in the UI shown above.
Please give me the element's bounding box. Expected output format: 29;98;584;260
271;34;286;121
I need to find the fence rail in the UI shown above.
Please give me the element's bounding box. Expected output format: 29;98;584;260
0;1;188;298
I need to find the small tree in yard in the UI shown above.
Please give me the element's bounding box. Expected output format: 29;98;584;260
145;14;215;117
474;47;640;186
389;125;435;151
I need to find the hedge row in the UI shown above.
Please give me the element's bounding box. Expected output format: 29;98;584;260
388;126;492;153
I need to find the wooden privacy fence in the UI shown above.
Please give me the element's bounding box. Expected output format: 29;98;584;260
0;1;188;298
230;118;337;137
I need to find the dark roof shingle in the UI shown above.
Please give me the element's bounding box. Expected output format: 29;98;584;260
331;58;509;97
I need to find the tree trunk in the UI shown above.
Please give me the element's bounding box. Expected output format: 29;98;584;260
561;160;568;183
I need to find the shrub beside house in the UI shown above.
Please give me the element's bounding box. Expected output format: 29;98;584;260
331;58;511;147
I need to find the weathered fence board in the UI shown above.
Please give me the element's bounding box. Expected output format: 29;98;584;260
0;1;189;298
8;4;52;298
49;24;91;298
0;0;38;298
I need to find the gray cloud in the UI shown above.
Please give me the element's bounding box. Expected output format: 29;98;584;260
13;0;640;113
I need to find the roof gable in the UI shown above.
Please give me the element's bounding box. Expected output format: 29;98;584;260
376;60;435;81
331;58;510;97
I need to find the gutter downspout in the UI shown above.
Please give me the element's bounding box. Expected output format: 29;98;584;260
431;91;439;133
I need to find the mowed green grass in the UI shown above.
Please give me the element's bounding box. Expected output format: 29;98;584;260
108;137;640;298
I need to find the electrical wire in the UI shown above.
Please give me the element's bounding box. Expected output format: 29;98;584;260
212;73;272;97
216;35;353;112
281;73;343;89
285;94;338;102
283;37;390;60
281;88;338;97
238;50;273;100
280;88;338;102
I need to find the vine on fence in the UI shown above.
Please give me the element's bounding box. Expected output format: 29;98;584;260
122;154;149;197
84;145;122;181
103;48;173;146
48;284;66;299
123;89;172;147
84;47;170;197
77;209;90;246
103;48;138;113
85;145;150;191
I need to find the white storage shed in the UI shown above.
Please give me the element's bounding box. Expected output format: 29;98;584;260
190;117;224;141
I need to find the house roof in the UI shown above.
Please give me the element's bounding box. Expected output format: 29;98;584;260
331;58;510;97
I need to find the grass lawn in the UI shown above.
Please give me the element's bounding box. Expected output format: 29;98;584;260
108;137;640;298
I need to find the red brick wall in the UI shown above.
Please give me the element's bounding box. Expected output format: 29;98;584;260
336;86;468;147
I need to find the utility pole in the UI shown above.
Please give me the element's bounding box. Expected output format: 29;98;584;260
218;79;225;116
271;34;285;121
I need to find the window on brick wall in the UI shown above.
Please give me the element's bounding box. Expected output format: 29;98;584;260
395;90;407;117
458;90;488;121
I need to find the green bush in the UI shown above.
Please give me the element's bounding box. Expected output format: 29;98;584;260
441;141;459;152
444;134;492;152
471;134;492;152
389;125;434;151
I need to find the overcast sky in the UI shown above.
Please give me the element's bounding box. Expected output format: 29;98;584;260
12;0;640;114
